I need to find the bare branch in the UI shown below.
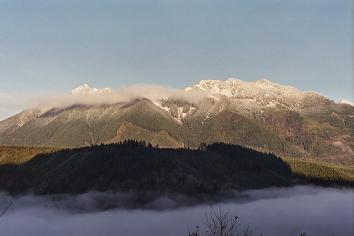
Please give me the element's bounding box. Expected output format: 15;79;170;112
0;201;13;218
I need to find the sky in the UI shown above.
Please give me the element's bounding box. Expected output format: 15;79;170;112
0;0;352;119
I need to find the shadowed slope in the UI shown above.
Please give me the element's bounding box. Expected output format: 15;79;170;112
0;142;352;196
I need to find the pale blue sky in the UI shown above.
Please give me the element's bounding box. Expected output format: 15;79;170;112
0;0;352;113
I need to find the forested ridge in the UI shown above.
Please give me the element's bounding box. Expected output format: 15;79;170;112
0;141;352;195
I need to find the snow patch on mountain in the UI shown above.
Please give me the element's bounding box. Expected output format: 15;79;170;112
152;99;196;124
16;109;49;127
339;100;354;106
184;78;326;112
184;78;335;117
185;78;308;99
152;100;171;113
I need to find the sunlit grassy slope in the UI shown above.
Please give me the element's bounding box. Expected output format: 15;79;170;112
283;157;354;184
0;146;57;165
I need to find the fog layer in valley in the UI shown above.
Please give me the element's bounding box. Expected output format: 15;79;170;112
0;186;352;236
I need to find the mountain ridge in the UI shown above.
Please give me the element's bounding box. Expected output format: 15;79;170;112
1;142;353;195
0;79;353;166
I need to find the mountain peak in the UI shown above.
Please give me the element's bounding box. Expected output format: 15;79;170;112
254;79;272;84
71;84;112;95
185;78;323;106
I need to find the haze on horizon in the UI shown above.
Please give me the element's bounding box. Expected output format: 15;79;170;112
0;0;352;119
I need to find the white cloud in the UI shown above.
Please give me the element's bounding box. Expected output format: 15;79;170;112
0;92;33;120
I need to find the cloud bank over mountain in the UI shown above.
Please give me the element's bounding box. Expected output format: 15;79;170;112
0;84;207;120
29;84;208;110
0;78;350;121
0;92;33;120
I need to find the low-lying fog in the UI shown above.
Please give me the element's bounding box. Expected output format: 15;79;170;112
0;186;352;236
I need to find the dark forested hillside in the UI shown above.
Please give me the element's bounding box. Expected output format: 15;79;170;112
0;142;352;196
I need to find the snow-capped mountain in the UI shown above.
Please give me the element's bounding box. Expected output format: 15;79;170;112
185;78;310;98
183;78;333;118
185;78;327;110
0;79;353;162
339;100;354;107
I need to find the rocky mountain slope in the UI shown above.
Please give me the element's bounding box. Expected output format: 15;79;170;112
0;79;353;164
